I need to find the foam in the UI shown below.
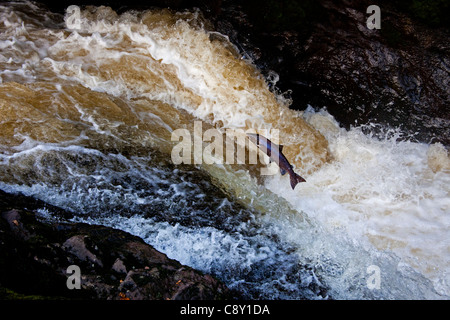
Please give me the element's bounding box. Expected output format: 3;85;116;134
266;108;450;296
0;2;448;299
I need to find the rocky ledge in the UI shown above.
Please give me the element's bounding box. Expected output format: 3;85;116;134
0;189;235;300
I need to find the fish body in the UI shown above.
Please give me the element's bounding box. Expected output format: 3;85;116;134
247;133;306;190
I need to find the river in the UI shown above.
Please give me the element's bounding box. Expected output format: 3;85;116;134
0;1;448;299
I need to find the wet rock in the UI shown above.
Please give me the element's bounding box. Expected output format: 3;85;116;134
213;0;450;146
62;235;104;268
0;189;236;300
111;258;127;274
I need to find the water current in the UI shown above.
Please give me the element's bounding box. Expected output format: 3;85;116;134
0;1;448;299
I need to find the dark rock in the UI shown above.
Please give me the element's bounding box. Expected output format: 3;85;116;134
213;0;450;145
0;189;236;300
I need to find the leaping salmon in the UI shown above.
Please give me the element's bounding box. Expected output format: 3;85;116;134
247;133;306;190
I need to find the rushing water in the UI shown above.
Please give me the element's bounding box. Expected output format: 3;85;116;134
0;1;449;299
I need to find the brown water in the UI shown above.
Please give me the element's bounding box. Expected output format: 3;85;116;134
0;2;448;299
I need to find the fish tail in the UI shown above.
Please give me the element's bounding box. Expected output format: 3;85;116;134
289;172;306;190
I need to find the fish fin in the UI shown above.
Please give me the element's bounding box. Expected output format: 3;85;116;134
280;168;287;175
289;172;306;190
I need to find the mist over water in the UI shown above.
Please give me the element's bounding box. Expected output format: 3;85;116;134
0;1;448;299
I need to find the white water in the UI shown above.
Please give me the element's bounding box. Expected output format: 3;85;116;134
0;2;448;299
269;107;450;297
